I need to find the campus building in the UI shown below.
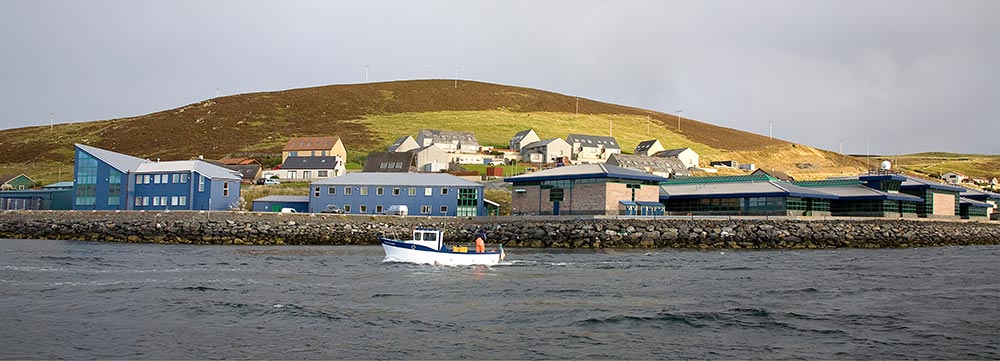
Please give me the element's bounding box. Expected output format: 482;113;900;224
793;174;923;218
73;144;242;211
505;164;668;216
898;175;964;219
309;173;486;216
659;173;836;216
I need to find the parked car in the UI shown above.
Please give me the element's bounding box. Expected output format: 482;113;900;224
386;205;408;216
279;207;297;213
263;178;281;185
321;204;344;214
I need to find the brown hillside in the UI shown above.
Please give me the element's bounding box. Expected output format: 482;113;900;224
0;80;789;163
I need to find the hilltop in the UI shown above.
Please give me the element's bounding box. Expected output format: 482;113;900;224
0;79;867;183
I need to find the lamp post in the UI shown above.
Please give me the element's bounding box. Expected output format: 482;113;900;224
675;110;683;131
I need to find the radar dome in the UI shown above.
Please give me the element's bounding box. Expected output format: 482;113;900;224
880;160;892;170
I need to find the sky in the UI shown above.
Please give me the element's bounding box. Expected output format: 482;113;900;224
1;0;997;155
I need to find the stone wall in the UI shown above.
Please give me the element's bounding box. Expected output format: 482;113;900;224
0;211;997;249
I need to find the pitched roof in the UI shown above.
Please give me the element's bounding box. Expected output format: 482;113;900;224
607;154;690;176
76;143;147;173
363;152;416;172
960;187;1000;201
510;129;537;143
654;147;693;157
805;185;923;202
522;138;566;149
566;134;620;149
279;156;343;170
634;139;660;152
42;181;74;189
660;180;838;200
225;164;261;180
311;172;482;187
960;197;992;208
136;160;242;180
899;174;965;192
218;157;258;165
418;129;480;145
282;136;341;151
387;135;418;152
0;174;31;184
505;164;669;183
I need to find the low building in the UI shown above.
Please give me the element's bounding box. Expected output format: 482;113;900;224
282;136;347;163
0;188;73;210
73;144;241;211
634;139;665;157
960;187;1000;220
566;134;621;164
251;195;310;213
274;156;346;181
959;197;991;220
521;138;572;164
653;148;699;169
899;175;964;219
0;174;35;190
388;135;420;153
794;175;923;218
710;160;739;168
941;171;968;185
505;164;668;216
659;174;836;216
411;145;451;172
364;152;417;173
510;129;540;151
606;154;690;178
309;173;485;216
417;129;480;153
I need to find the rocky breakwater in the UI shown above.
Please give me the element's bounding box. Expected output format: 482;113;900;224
0;211;997;249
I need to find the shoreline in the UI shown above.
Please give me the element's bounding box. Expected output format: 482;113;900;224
0;211;997;249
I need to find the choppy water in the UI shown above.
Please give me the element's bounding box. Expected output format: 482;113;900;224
0;239;997;359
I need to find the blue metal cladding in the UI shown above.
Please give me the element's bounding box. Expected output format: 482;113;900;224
132;173;240;211
73;147;129;210
308;184;485;216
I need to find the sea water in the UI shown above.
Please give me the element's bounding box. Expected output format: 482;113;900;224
1;239;997;359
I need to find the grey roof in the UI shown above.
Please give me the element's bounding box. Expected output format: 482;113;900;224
76;144;147;173
363;152;416;172
522;138;563;149
43;181;74;189
961;187;1000;201
311;172;482;187
505;164;668;183
811;185;923;202
226;164;261;180
900;174;965;192
511;129;535;143
607;154;690;176
253;195;310;203
960;197;992;208
387;135;417;152
418;129;480;146
660;180;838;200
634;139;660;152
654;147;693;157
136;160;242;180
566;134;620;149
280;156;343;170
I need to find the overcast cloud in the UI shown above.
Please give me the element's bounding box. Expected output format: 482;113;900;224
1;0;997;154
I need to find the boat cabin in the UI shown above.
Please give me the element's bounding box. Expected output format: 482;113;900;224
410;227;445;250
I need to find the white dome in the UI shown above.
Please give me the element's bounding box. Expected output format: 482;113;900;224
880;160;892;170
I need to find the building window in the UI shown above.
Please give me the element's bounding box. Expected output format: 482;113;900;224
313;187;320;197
328;187;336;195
198;175;205;192
376;187;384;196
135;197;142;207
392;188;400;196
135;174;143;184
172;174;179;183
153;197;160;206
360;187;368;196
223;182;230;197
344;187;352;195
288;171;297;179
289;151;297;157
441;188;449;195
360;205;368;213
457;188;478;217
421;205;431;214
375;205;384;214
440;205;448;214
178;196;187;206
171;196;178;206
303;171;312;179
343;204;351;213
318;170;328;178
180;174;188;183
161;196;168;206
74;152;98;206
408;188;416;196
425;187;432;196
108;172;122;206
142;197;149;206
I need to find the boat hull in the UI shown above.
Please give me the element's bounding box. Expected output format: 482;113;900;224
380;238;503;266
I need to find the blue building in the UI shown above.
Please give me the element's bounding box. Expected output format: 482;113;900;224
659;173;837;216
73;144;242;211
309;173;485;216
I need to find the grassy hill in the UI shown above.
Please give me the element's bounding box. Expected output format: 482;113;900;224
857;153;1000;180
1;79;870;185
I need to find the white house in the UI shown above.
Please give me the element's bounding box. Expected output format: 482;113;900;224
566;134;621;163
388;135;420;153
941;172;968;185
654;147;699;169
521;138;572;164
273;156;346;181
634;139;665;157
510;129;541;151
417;129;480;153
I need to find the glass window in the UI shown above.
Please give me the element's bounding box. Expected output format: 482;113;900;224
198;176;205;192
142;197;149;206
343;204;351;213
172;174;179;183
108;172;121;206
288;171;297;179
328;187;336;195
74;152;97;206
376;187;384;196
223;182;230;197
153;197;160;206
303;171;312;179
408;188;416;196
313;187;320;197
425;187;432;196
439;205;448;214
441;188;449;195
136;174;142;184
360;187;369;196
171;196;178;206
180;174;188;183
375;205;384;214
161;196;167;206
135;197;141;207
344;187;352;195
179;196;186;206
421;205;431;214
360;205;368;213
318;170;328;178
392;188;400;196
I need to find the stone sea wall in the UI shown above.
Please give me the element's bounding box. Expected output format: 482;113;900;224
0;211;998;249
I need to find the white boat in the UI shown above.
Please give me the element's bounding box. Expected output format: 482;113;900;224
379;227;505;266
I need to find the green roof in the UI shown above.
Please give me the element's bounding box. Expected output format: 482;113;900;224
661;173;773;185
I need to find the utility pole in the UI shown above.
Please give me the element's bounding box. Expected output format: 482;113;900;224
839;140;844;154
365;65;369;83
49;113;53;130
646;115;650;135
575;98;579;115
676;110;683;131
610;115;614;137
454;67;458;88
769;121;773;139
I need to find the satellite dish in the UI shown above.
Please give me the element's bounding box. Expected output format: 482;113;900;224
880;160;892;170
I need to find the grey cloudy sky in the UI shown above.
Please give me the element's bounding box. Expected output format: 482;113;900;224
1;0;997;154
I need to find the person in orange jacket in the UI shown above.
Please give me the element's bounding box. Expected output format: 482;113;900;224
475;231;486;253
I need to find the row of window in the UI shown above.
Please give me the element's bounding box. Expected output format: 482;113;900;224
338;204;449;214
134;196;188;207
288;150;330;157
136;173;189;185
314;186;450;197
285;170;330;179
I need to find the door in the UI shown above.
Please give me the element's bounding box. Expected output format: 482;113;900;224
552;201;560;215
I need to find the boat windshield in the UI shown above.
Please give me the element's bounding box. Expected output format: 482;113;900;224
422;232;437;241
